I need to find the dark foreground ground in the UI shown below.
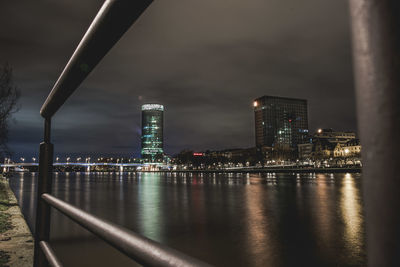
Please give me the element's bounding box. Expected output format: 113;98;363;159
0;176;33;267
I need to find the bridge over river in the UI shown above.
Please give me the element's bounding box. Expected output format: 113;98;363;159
1;162;169;172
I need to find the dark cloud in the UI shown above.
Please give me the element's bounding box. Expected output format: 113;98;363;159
0;0;356;159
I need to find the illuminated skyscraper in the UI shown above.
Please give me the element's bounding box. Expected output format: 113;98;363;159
253;96;308;150
141;104;164;162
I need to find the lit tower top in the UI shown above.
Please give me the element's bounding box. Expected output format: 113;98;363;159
141;104;164;162
142;104;164;111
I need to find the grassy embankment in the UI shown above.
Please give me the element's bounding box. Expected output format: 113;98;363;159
0;176;12;266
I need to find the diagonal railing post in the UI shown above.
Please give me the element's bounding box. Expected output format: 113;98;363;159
34;118;54;267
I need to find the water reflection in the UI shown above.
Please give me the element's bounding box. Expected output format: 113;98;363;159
340;173;364;260
244;180;275;266
137;173;163;241
314;173;335;249
29;174;35;224
8;172;366;267
18;174;24;209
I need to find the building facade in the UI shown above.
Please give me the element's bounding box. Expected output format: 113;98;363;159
334;139;361;157
254;96;309;151
141;104;164;162
313;139;337;159
298;143;313;159
313;128;356;144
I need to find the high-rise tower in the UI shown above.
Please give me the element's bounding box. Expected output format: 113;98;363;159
253;96;308;150
141;104;164;162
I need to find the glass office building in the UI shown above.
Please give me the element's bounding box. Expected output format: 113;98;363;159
141;104;164;162
253;96;308;150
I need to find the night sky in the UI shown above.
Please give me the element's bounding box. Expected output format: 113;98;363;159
0;0;356;159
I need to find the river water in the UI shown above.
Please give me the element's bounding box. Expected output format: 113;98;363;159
9;172;366;267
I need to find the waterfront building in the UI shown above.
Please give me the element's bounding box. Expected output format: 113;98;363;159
298;143;313;159
313;128;356;144
253;96;309;152
313;139;336;159
334;139;361;157
216;147;260;163
173;147;262;167
141;104;164;162
299;129;360;160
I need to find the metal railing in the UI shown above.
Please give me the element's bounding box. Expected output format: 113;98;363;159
33;1;211;266
350;1;400;266
33;0;400;266
41;194;210;267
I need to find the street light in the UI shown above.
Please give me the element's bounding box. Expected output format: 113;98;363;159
56;157;59;162
32;157;36;163
66;157;70;163
20;157;25;162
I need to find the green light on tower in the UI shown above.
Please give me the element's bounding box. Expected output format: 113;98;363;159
141;104;164;162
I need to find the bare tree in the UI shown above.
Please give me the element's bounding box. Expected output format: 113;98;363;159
0;63;20;158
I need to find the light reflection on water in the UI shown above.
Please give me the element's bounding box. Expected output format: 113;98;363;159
137;173;163;241
244;177;276;266
341;173;363;260
9;172;366;267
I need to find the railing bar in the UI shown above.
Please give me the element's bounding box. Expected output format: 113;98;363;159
40;0;153;118
39;241;63;267
42;193;212;267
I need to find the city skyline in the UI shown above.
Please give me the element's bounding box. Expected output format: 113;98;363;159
4;96;356;161
0;0;356;158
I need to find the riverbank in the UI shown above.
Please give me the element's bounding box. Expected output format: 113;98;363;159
150;167;362;173
0;175;33;267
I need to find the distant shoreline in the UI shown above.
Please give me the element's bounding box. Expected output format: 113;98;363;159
5;167;361;175
145;167;362;174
